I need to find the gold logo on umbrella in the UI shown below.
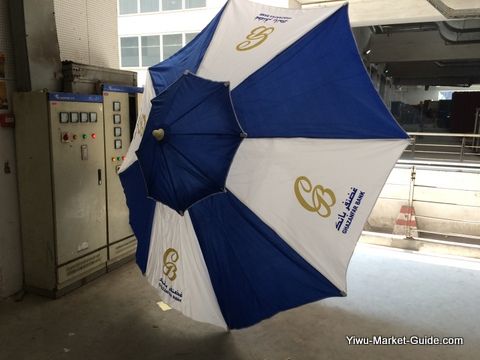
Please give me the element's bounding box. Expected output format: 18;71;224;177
236;26;275;51
163;248;179;281
294;176;336;218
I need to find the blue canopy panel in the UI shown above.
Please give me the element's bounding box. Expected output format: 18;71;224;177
189;192;342;329
232;6;408;140
119;162;156;273
119;5;226;273
136;74;243;213
149;3;226;95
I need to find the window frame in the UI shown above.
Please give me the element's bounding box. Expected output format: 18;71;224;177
119;31;201;69
120;36;141;68
118;0;207;15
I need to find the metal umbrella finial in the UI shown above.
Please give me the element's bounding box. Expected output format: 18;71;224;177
152;128;165;142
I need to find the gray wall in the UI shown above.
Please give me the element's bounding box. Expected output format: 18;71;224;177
0;0;120;298
0;0;22;298
54;0;119;68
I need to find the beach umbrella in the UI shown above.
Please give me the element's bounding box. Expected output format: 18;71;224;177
119;0;409;329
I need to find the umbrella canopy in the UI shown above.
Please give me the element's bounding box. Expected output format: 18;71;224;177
120;0;409;330
136;73;244;214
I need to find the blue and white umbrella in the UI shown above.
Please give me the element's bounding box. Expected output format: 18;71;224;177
119;0;409;329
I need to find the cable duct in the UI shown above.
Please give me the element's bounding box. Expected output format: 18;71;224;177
427;0;480;19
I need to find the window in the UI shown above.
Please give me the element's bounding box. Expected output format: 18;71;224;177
120;37;139;67
119;0;206;14
163;34;182;60
185;0;206;9
119;0;138;14
162;0;181;11
142;36;161;66
140;0;159;12
120;32;200;67
185;32;199;45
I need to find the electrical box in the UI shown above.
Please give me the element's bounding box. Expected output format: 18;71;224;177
14;92;108;295
14;87;143;296
102;84;143;267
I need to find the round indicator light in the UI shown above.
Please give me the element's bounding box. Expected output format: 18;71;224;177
82;134;87;139
92;133;97;139
117;157;121;161
73;134;77;140
112;157;116;162
122;156;126;161
63;133;69;141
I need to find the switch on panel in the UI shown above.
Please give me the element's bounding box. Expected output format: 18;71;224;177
114;139;122;149
113;101;121;111
89;112;97;122
113;114;121;124
81;144;88;160
80;112;89;123
114;127;121;137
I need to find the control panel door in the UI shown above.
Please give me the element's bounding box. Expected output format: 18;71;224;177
103;91;134;244
50;101;107;265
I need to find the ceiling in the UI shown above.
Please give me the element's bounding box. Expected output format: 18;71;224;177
295;0;480;87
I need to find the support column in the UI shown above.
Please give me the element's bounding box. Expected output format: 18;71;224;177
8;0;62;91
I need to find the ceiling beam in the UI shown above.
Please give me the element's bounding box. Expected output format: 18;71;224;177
368;31;480;63
300;0;447;26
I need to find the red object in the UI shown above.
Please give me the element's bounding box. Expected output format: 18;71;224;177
122;156;126;160
63;133;69;141
91;133;96;139
0;113;15;128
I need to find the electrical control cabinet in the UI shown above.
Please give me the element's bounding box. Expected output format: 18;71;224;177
15;87;143;296
102;85;143;266
14;92;108;295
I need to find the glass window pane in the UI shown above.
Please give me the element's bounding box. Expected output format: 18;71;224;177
121;48;139;67
185;0;206;8
119;0;138;14
162;34;182;60
163;34;182;46
141;36;161;66
121;37;139;67
140;0;159;12
185;32;199;45
121;37;139;47
162;0;181;11
142;35;160;47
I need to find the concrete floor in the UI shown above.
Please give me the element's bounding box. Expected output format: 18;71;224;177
1;243;479;360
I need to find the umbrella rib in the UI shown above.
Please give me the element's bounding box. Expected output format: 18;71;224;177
159;145;182;210
165;86;227;131
169;133;240;137
165;142;223;190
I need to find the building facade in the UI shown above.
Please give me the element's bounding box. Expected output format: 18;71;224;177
117;0;288;85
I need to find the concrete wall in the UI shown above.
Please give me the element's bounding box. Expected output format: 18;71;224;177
54;0;119;68
0;0;22;298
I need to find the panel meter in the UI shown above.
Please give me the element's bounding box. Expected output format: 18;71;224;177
114;127;122;137
113;114;121;124
90;112;97;122
113;101;121;111
70;112;79;123
80;112;89;123
60;112;69;124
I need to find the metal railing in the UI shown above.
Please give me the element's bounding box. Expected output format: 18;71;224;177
368;159;480;248
404;132;480;163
